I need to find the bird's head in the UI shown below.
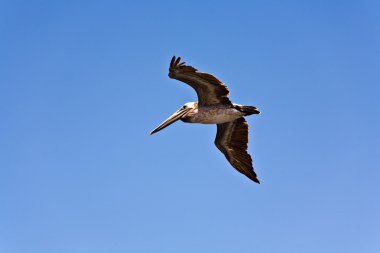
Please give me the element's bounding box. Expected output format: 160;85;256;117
150;102;196;135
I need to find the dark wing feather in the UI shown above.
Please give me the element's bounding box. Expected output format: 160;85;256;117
214;117;260;183
168;56;232;106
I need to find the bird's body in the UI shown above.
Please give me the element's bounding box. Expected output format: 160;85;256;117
150;56;261;183
181;102;258;124
181;103;247;124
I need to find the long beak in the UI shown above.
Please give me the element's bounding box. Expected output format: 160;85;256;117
150;107;191;135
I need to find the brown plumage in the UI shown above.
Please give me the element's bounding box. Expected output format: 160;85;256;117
150;56;261;183
215;118;260;183
169;56;232;106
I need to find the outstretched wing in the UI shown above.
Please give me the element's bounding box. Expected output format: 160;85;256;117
214;117;260;183
168;56;232;106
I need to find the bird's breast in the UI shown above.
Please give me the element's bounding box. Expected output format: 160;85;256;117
182;106;244;124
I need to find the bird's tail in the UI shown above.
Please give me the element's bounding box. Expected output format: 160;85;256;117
237;105;260;116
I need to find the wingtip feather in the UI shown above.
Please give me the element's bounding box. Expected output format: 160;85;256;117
175;56;181;66
170;56;176;68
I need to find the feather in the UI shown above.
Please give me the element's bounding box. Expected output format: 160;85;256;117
215;117;260;183
168;56;232;106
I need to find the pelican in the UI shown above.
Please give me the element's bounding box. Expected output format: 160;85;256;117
150;56;261;183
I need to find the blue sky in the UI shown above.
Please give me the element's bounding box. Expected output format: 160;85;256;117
1;1;379;252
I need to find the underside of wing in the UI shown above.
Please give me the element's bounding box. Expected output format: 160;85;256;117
214;117;260;183
168;56;232;107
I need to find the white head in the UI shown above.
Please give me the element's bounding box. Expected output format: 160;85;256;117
181;102;197;109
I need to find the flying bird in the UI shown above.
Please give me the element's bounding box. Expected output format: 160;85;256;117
150;56;261;183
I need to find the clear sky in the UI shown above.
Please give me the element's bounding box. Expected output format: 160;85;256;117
1;1;379;252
